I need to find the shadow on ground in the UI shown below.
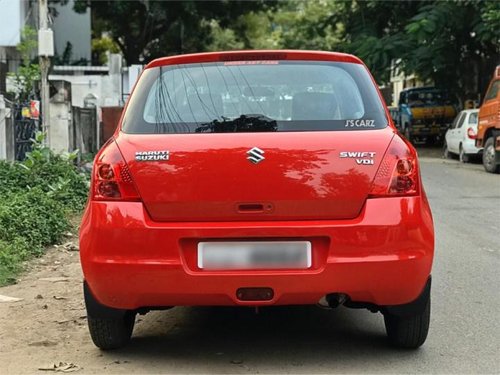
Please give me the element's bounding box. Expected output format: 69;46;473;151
105;305;420;370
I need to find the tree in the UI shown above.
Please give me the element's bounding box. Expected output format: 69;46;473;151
73;0;275;64
401;2;500;100
267;0;345;51
91;36;120;65
233;0;500;100
72;0;499;101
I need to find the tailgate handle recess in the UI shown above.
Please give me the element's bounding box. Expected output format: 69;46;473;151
237;203;273;213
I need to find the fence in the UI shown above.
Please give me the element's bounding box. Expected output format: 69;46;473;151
12;104;40;160
71;106;97;156
0;99;41;161
101;106;123;146
0;98;98;161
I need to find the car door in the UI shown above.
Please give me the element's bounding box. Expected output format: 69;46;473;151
466;111;480;146
447;112;465;153
455;111;468;146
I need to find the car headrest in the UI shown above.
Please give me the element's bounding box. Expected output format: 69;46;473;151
292;92;337;121
179;93;223;121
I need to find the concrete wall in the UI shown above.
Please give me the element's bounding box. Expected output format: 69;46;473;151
49;55;124;108
46;56;144;154
49;101;72;154
0;95;14;161
122;64;143;99
48;74;122;108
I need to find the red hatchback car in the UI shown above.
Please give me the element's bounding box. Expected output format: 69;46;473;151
80;50;434;350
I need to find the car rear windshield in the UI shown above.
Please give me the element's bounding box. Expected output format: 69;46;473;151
122;61;388;134
469;112;478;125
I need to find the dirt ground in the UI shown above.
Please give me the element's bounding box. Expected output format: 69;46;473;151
0;235;94;373
0;236;161;374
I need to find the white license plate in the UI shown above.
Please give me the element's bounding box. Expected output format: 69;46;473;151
198;241;311;270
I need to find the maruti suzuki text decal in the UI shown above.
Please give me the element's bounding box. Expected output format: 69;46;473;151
135;151;170;161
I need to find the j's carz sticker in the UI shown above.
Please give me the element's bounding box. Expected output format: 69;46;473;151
345;119;375;128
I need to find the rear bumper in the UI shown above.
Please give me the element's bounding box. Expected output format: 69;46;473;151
80;197;434;309
411;123;448;136
462;139;482;155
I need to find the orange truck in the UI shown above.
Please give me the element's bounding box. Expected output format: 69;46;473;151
477;66;500;173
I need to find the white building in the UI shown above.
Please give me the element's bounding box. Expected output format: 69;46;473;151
389;59;431;107
0;0;91;94
46;55;142;154
0;0;33;74
52;0;91;63
49;55;143;108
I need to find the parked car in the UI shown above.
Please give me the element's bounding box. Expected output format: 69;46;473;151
443;109;482;162
80;50;434;350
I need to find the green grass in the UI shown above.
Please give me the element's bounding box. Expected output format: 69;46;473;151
0;136;89;286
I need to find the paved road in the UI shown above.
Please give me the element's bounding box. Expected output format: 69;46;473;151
0;153;499;374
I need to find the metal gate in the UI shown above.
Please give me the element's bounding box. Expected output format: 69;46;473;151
13;104;40;161
71;106;97;155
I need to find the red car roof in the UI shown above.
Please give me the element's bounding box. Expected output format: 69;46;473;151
145;50;363;69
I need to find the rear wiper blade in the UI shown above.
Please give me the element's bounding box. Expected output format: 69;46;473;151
195;114;278;133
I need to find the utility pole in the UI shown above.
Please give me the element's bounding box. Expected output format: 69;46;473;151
38;0;53;146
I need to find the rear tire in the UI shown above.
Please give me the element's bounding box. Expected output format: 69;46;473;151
483;137;500;173
443;141;452;159
459;145;469;163
87;312;136;350
383;296;430;349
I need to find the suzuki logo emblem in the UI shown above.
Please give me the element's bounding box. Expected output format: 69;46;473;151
247;147;265;164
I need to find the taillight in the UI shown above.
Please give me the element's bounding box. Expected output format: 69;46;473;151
369;135;419;197
467;127;476;139
92;140;140;201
